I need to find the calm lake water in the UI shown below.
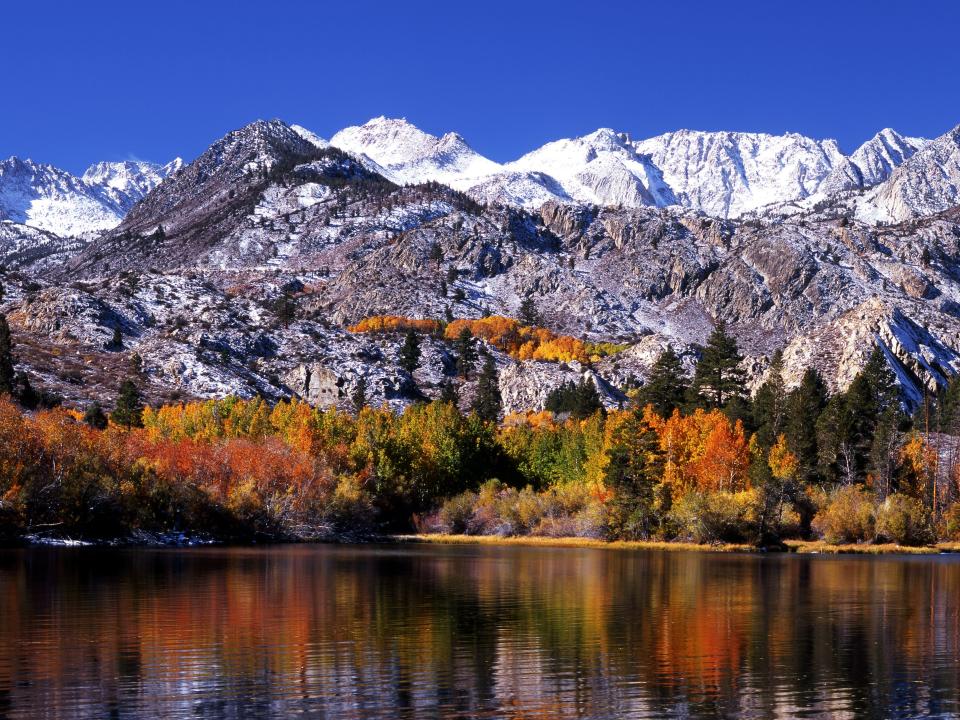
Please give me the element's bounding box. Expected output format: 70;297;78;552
2;544;960;719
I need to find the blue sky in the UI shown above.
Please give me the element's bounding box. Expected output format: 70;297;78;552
4;0;959;173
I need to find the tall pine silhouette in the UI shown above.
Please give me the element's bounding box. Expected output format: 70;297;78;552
690;323;747;410
637;345;687;417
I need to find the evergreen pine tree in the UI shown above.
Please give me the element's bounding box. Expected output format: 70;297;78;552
752;350;788;450
14;372;39;410
636;346;687;417
785;367;828;485
398;329;421;374
471;353;501;422
112;327;123;349
83;402;109;430
689;322;747;409
428;242;443;266
605;409;666;539
545;378;604;419
454;327;477;379
274;293;296;329
439;380;460;407
112;379;144;429
934;374;960;432
518;296;541;326
0;313;14;396
351;376;367;412
869;406;901;499
816;346;901;485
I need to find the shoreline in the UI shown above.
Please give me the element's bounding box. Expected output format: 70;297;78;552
395;534;960;556
5;532;960;556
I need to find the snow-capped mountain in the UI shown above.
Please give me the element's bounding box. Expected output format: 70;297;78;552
330;116;501;185
507;129;677;208
460;170;571;208
291;124;329;149
0;155;180;237
0;157;124;237
5;117;960;414
82;159;183;213
858;124;960;223
325;117;933;218
632;130;845;217
2;116;951;245
847;129;927;187
823;129;926;194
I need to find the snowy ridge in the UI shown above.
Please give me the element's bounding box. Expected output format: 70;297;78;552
633;130;844;217
3;116;955;243
0;155;180;237
330;117;501;185
83;158;183;212
508;129;676;208
857;124;960;223
325;117;942;218
291;124;329;149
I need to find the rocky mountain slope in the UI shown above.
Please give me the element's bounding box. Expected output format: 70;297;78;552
1;117;959;415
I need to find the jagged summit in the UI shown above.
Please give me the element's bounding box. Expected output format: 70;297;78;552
317;117;940;218
859;124;960;223
2;116;948;242
109;118;329;241
82;158;184;212
331;116;501;185
633;129;845;217
0;154;179;237
508;128;676;208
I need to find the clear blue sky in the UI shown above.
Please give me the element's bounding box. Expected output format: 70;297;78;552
4;0;959;173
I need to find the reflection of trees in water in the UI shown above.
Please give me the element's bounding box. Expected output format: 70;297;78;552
0;548;959;718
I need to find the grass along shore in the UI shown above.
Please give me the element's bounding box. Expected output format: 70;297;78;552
399;534;960;555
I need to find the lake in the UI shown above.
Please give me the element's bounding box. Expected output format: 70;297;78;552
1;544;959;719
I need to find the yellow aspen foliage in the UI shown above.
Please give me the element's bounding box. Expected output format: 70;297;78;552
768;434;799;481
649;407;751;495
899;432;937;499
348;316;443;334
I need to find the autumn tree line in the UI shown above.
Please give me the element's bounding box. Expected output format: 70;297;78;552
3;291;960;545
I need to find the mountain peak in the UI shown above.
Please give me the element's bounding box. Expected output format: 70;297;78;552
290;124;329;149
331;118;499;185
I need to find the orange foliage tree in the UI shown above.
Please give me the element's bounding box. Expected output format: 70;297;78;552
644;406;751;495
348;316;443;334
445;316;592;363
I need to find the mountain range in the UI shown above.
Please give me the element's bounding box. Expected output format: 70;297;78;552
0;156;182;237
3;117;950;240
2;116;960;415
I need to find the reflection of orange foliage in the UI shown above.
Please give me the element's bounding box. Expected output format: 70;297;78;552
349;316;443;334
643;406;750;494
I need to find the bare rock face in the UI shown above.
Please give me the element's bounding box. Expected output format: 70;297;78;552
499;361;623;414
285;364;343;408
